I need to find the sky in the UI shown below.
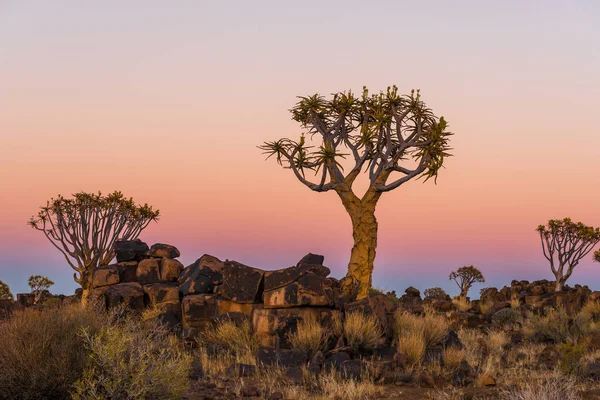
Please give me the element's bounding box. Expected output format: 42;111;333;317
1;1;599;298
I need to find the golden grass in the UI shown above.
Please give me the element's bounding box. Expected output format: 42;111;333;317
510;298;522;309
485;329;510;358
443;347;465;370
343;311;384;349
452;297;471;312
394;309;449;349
197;319;258;359
0;305;102;399
398;331;426;366
580;301;600;322
287;314;330;355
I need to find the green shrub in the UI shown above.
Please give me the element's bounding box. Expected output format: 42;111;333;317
0;280;13;301
73;317;191;400
558;341;587;375
424;287;448;301
491;308;522;326
523;307;597;344
0;306;101;400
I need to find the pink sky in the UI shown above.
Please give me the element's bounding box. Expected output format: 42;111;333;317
1;1;600;296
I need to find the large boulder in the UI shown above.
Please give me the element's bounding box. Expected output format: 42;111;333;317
182;294;258;330
218;261;265;303
146;243;180;259
264;264;330;292
137;259;161;284
263;273;335;308
160;258;183;282
91;282;144;311
297;253;325;267
114;239;149;262
143;282;181;317
179;255;224;295
114;261;139;283
92;265;120;288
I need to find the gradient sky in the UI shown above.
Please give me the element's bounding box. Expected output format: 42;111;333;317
1;1;599;297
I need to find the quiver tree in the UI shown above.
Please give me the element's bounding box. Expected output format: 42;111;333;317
260;86;452;299
28;275;54;304
537;218;600;292
594;250;600;263
449;265;484;300
29;191;159;302
0;280;13;301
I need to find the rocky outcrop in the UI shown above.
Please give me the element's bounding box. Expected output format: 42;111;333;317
179;255;224;296
217;261;265;303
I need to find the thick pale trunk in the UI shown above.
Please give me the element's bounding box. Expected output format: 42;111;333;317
555;278;565;293
338;190;380;300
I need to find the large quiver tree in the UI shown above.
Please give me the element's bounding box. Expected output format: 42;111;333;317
260;86;452;299
28;191;159;302
537;218;600;292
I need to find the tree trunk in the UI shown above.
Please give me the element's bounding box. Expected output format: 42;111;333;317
554;278;565;293
338;190;380;300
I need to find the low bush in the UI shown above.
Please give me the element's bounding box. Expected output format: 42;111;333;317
498;373;580;400
492;308;522;327
424;287;448;301
522;307;597;344
198;319;257;359
73;316;192;400
0;305;101;400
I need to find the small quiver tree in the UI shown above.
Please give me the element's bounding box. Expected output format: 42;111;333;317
449;265;484;300
0;280;13;301
28;275;54;304
537;218;600;292
423;287;449;301
28;191;159;303
260;86;453;299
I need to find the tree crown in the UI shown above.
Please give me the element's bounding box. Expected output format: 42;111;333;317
0;280;13;301
449;265;485;287
594;250;600;263
537;218;600;269
28;275;54;293
260;86;452;194
537;218;600;243
423;287;448;301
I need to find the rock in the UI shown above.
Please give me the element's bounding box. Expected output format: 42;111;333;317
143;283;180;315
285;366;304;384
114;261;139;283
324;352;351;369
340;359;365;380
160;258;183;282
146;243;180;259
269;392;284;400
240;385;261;397
373;346;398;361
225;363;256;377
157;312;181;330
256;346;306;367
297;253;325;266
419;371;435;388
182;294;256;329
443;330;463;349
264;272;335;308
405;286;420;297
179;255;224;295
114;239;149;262
91;282;144;311
218;261;265;303
587;362;600;379
137;259;161;284
453;360;475;386
310;351;325;366
212;311;248;326
479;373;496;386
264;264;330;291
92;266;120;288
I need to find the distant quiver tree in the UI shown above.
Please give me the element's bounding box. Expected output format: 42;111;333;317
537;218;600;292
0;280;13;301
449;265;485;300
28;275;54;304
28;191;159;302
260;86;453;299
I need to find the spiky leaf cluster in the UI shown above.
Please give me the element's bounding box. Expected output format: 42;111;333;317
260;86;452;193
0;280;13;301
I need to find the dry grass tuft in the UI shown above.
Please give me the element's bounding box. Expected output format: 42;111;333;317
580;301;600;322
287;314;329;355
452;297;471;312
486;328;510;358
343;311;384;350
394;309;449;349
318;370;383;400
498;373;581;400
198;319;258;359
398;331;426;366
443;347;465;370
0;305;102;400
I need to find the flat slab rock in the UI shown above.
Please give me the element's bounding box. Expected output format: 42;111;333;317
146;243;180;259
217;261;265;303
263;272;335;308
113;239;149;262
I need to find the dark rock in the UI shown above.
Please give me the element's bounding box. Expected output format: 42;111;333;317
405;286;420;297
537;345;560;369
373;346;398;361
264;264;330;292
114;261;138;283
114;239;149;262
218;261;265;303
252;307;329;348
92;265;120;288
160;258;183;282
189;358;204;380
443;330;463;349
297;253;325;266
179;255;224;296
339;359;365;380
225;363;256;377
345;294;396;339
269;392;284;400
256;346;306;367
324;352;351;369
212;311;248;326
263;272;334;308
587;362;600;379
310;351;325;366
419;371;435;387
91;282;144;311
146;243;180;259
136;259;161;284
240;385;261;397
285;366;304;384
